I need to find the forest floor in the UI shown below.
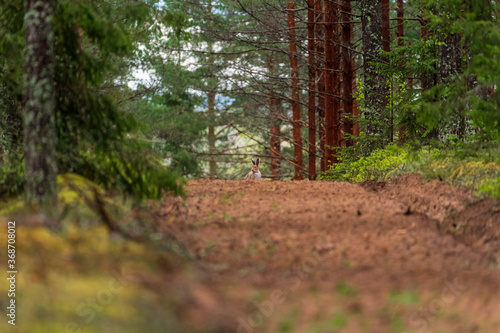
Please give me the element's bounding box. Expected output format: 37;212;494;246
2;174;500;333
157;174;500;333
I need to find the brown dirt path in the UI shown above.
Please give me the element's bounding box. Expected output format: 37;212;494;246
159;174;500;333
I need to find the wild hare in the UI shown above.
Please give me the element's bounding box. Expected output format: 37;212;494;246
245;158;262;180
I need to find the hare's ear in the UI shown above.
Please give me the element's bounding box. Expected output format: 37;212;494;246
251;159;255;165
256;158;260;166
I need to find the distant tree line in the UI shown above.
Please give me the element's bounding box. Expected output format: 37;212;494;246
158;0;500;180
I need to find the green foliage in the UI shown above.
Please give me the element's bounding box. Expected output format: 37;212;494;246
53;0;184;199
129;75;206;177
321;141;500;198
0;0;185;201
62;141;184;200
0;0;24;156
0;152;24;198
321;144;409;183
390;0;500;141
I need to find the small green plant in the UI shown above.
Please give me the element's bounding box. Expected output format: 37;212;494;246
335;281;358;297
389;290;419;305
279;319;294;332
330;313;348;329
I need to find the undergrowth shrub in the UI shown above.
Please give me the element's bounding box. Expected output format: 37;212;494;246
320;143;409;182
320;142;500;198
0;141;184;202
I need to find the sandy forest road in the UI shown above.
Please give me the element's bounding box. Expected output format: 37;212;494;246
159;175;500;333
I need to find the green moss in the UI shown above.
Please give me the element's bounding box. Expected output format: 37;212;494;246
0;224;184;333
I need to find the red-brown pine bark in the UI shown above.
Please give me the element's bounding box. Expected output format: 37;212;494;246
397;0;405;49
270;98;281;179
341;0;353;147
307;0;316;180
268;55;281;178
315;0;326;172
381;0;391;54
287;1;304;180
324;0;339;169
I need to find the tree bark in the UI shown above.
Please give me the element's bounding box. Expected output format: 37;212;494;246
360;0;384;145
439;32;463;137
381;0;391;54
270;99;281;179
352;64;360;139
268;55;281;178
315;0;326;172
324;0;339;168
397;0;405;50
206;2;218;177
287;1;304;180
420;9;440;139
438;34;462;85
341;0;353;147
24;0;58;206
397;0;405;141
381;0;392;142
307;0;316;180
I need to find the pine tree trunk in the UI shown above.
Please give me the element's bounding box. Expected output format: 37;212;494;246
24;0;58;206
341;0;353;147
352;66;360;139
324;0;339;168
381;0;392;142
381;0;391;54
360;0;384;146
333;18;341;149
397;0;405;55
268;55;281;179
206;2;218;177
315;0;326;172
420;9;441;139
287;2;304;180
439;32;463;137
207;91;217;176
397;0;405;141
307;0;316;180
438;34;462;85
270;99;281;179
